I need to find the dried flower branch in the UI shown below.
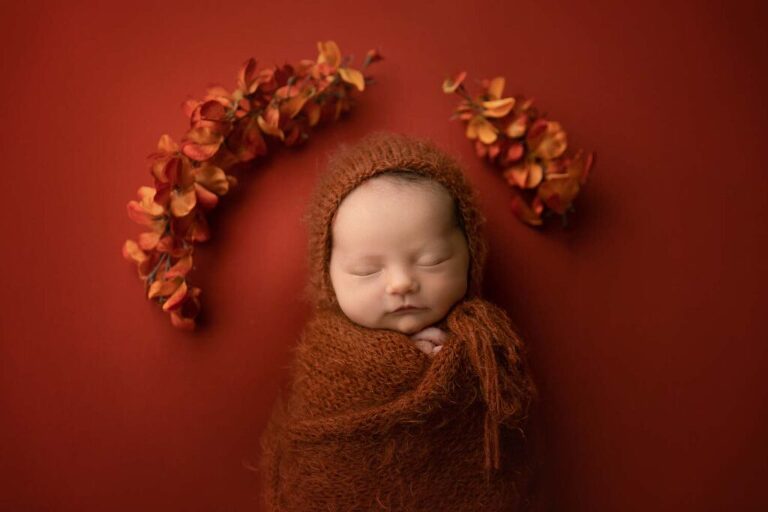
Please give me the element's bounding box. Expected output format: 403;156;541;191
443;72;595;227
124;41;383;330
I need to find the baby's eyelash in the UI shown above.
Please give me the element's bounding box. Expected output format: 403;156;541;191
418;257;449;266
350;269;380;277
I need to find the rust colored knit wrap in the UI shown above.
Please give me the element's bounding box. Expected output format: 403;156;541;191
259;132;537;511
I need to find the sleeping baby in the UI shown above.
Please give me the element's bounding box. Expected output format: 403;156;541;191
259;131;538;511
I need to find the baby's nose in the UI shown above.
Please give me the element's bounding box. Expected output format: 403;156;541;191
385;269;418;294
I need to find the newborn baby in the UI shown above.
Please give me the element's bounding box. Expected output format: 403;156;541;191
329;170;468;355
259;131;537;512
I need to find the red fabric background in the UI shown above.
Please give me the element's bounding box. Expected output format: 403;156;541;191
1;0;766;510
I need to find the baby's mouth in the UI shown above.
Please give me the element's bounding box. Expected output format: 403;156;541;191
392;306;423;314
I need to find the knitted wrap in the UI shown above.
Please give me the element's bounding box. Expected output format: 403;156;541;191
259;131;538;511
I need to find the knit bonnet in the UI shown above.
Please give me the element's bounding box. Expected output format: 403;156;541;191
302;131;488;311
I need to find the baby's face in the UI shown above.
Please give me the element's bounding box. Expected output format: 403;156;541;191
329;176;469;335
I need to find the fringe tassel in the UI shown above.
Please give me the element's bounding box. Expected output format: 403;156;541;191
447;298;535;475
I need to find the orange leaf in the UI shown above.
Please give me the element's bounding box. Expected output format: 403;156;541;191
165;254;193;280
170;186;196;217
466;116;498;144
122;240;147;264
181;126;224;162
229;116;267;162
162;279;188;311
363;48;383;67
138;231;161;251
237;58;259;94
157;134;178;154
505;114;528;138
442;71;467;94
487;77;505;100
195;165;229;195
510;194;543;226
194;182;219;209
148;277;181;300
257;109;284;140
305;101;321;127
502;142;525;165
534;121;567;160
338;67;365;91
475;139;488;158
317;40;341;69
503;161;543;189
138;187;164;216
481;97;515;118
170;311;196;330
279;90;313;119
538;174;580;214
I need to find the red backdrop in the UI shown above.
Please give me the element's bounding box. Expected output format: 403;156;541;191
1;0;766;510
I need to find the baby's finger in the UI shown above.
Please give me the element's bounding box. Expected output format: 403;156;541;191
415;327;447;345
432;345;443;354
413;340;434;355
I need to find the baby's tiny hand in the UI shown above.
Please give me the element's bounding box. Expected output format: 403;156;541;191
410;327;448;357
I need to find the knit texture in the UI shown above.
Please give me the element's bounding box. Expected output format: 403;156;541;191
259;131;538;511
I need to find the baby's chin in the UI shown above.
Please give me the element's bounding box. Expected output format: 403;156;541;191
385;314;436;335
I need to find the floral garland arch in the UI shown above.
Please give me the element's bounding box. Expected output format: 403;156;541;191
123;41;382;330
